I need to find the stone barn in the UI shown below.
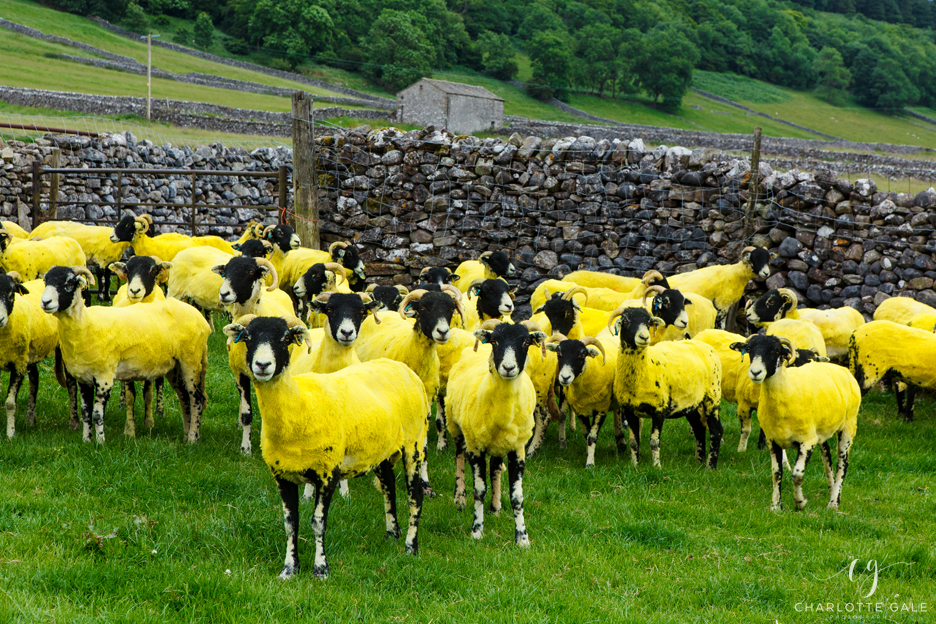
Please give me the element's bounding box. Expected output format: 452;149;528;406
397;79;504;135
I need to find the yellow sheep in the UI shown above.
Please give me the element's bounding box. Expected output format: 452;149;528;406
873;296;935;324
0;232;86;281
110;213;235;261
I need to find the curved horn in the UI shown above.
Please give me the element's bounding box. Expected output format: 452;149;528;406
395;285;410;296
479;251;492;260
776;336;797;365
740;246;756;259
777;288;798;309
323;262;347;286
314;292;333;303
365;283;378;293
232;313;257;328
581;336;606;365
440;284;463;301
641;270;664;285
328;241;349;256
255;258;279;291
419;266;431;277
70;265;96;286
642;284;666;306
546;332;567;344
398;289;427;319
281;315;313;353
562;285;589;305
358;292;381;324
6;271;23;284
260;239;273;251
472;318;502;352
262;224;276;237
607;302;629;334
520;319;543;333
468;278;486;292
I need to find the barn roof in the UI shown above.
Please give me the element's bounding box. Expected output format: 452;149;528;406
400;79;504;101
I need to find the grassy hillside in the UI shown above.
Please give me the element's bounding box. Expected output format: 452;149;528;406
0;310;933;623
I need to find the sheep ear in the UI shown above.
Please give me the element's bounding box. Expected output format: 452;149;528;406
75;276;89;291
15;283;29;295
650;316;665;328
307;299;328;315
110;262;128;282
533;305;545;314
365;300;382;314
469;284;482;297
472;329;493;347
0;232;10;250
545;342;561;352
286;325;310;347
729;342;747;354
585;346;602;359
683;297;693;306
152;261;172;283
450;274;460;282
612;317;621;336
211;265;226;276
232;243;242;251
223;323;247;342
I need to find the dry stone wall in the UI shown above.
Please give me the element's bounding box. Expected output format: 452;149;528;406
3;126;936;319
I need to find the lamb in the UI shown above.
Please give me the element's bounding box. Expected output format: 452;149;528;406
732;335;859;510
41;266;210;444
848;320;936;422
447;320;547;546
546;334;619;468
747;288;864;359
30;221;132;302
0;272;63;438
0;231;86;281
110;255;172;436
222;315;429;579
214;256;294;453
607;306;723;468
110;213;236;260
453;251;516;293
667;246;771;328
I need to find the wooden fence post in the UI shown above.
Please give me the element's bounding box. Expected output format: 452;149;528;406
31;159;41;230
48;148;61;221
742;126;762;241
277;165;288;224
291;92;319;249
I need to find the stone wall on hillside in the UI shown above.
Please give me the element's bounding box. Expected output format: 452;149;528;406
2;126;936;318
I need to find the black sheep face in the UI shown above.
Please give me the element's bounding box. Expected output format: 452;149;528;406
265;224;300;254
419;268;458;287
0;232;13;253
534;293;578;337
469;278;515;319
547;340;602;387
214;257;270;306
404;291;458;344
730;335;794;384
482;251;516;278
111;215;141;243
0;273;28;329
224;317;307;382
41;266;88;314
649;289;690;331
745;248;771;280
294;264;331;301
234;239;271;259
369;285;404;311
615;307;664;352
308;293;380;346
473;323;546;380
110;256;171;303
747;289;792;325
332;244;366;282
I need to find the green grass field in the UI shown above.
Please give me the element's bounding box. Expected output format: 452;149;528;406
0;310;933;623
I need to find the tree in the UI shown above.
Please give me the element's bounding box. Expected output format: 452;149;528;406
124;1;149;32
813;46;851;104
632;27;699;110
517;4;565;41
249;0;334;68
867;57;919;110
477;31;518;80
576;24;620;95
193;12;213;50
361;10;435;91
527;30;574;101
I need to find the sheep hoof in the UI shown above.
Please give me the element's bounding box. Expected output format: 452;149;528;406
770;504;783;512
828;501;839;509
559;440;567;449
405;542;419;556
278;566;297;580
241;446;252;455
454;495;466;511
422;484;437;498
436;438;447;452
516;533;530;548
585;462;595;469
69;419;80;431
795;499;808;511
471;529;483;540
124;425;135;437
312;565;329;580
386;527;401;540
489;504;501;516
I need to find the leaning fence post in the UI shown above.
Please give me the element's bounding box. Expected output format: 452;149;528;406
742;127;762;241
291;92;319;249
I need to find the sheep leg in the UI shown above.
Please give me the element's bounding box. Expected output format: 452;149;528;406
124;381;136;438
737;403;753;452
337;479;349;499
184;368;206;444
275;477;300;580
769;440;785;511
829;431;853;509
489;456;504;516
303;483;316;500
584;411;607;469
507;451;529;547
791;442;814;510
435;393;447;451
705;406;723;470
757;428;767;450
375;460;401;539
403;443;424;555
649;416;664;468
65;372;79;431
714;308;728;330
155;377;165;417
819;440;835;493
5;369;24;438
419;424;436;498
236;373;253;454
118;381;127;411
26;364;39;428
684;411;707;465
143;380;154;429
627;413;641;466
453;432;467;511
558;403;567;449
78;382;95;442
613;410;628;454
468;451;487;540
310;476;337;579
902;385;916;423
91;379;112;444
525;405;548;458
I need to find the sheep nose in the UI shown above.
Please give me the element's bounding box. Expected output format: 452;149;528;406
340;328;353;338
130;287;142;295
502;363;516;374
436;328;449;339
560;375;572;385
254;361;272;372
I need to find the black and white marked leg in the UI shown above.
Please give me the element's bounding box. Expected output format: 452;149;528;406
737;405;753;452
303;483;316;500
453;432;467;510
276;477;300;580
627;413;642;466
65;370;79;431
829;431;853;508
435;393;447;451
78;382;94;441
489;456;504;516
584;411;607;469
26;364;38;428
310;477;337;579
468;451;487;540
507;451;529;547
791;442;814;510
419;429;436;497
143;379;155;429
705;406;723;470
649;416;665;468
684;410;707;465
403;444;424;555
155;377;165;417
613;410;627;454
237;373;253;454
525;405;547;458
91;379;113;443
5;369;24;438
769;440;785;511
124;381;137;437
375;460;401;539
819;439;835;493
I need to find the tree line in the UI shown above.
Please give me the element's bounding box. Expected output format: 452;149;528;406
55;0;936;112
